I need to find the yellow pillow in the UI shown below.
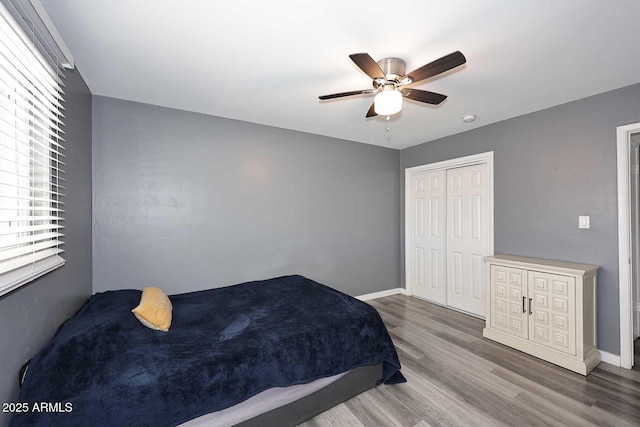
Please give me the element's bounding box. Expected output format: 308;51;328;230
132;287;173;331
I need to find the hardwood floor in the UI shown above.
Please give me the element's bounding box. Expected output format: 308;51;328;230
300;295;640;427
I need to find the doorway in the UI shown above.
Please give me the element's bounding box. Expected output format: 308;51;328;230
616;123;640;369
631;133;640;345
405;152;494;318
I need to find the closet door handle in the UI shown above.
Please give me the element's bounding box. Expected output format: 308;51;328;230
528;298;533;315
522;297;526;313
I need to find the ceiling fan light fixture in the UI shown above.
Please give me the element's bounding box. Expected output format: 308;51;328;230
374;86;402;116
319;51;466;119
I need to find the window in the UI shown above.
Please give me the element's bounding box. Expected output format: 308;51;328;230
0;2;65;296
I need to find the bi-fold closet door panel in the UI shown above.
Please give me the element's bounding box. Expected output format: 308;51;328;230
408;163;489;317
409;170;447;305
446;164;489;317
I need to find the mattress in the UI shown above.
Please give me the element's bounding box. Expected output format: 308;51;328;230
180;371;347;426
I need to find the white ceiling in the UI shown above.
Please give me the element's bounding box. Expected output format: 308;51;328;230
41;0;640;149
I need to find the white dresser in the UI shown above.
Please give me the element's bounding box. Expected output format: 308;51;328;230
483;255;600;375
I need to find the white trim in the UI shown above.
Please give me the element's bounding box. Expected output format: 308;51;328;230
404;152;494;174
356;287;406;301
599;349;621;367
404;151;495;298
404;167;413;296
28;0;75;68
617;122;640;369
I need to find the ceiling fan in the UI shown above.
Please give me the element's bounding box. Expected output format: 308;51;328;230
319;51;466;118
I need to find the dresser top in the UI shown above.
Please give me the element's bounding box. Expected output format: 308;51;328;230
485;254;599;275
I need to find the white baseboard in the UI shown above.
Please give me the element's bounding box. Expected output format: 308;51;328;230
356;287;406;301
599;349;621;367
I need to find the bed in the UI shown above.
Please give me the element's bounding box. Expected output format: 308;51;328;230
11;275;405;426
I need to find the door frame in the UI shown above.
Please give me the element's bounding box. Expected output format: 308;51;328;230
405;151;495;303
616;122;640;369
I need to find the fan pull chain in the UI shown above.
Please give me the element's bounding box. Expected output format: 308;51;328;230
386;115;391;131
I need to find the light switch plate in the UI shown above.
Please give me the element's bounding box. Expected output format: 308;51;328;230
578;216;590;229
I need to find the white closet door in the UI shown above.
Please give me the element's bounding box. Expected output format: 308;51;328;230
446;164;489;316
409;170;447;304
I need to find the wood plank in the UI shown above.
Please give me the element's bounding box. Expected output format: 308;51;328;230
395;363;506;427
343;392;401;427
298;403;364;427
490;367;617;427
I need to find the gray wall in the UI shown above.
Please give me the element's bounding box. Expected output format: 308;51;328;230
401;82;640;355
0;68;92;427
92;96;400;296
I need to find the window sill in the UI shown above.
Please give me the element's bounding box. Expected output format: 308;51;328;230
0;256;65;297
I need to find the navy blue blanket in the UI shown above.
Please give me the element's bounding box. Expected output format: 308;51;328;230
11;275;404;427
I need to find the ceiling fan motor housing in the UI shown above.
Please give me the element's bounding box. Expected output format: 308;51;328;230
377;57;406;82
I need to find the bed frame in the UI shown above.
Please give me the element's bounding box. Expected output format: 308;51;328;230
237;364;383;427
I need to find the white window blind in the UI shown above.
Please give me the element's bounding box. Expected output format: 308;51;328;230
0;1;65;296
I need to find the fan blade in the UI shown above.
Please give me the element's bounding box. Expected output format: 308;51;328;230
401;88;447;105
366;103;377;118
349;53;386;80
406;51;466;84
319;89;373;100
